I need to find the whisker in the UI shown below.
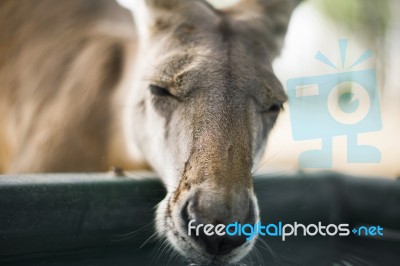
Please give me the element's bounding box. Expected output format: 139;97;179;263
157;238;173;262
257;238;282;264
139;231;159;249
252;149;288;175
253;170;297;193
345;254;373;266
111;222;154;241
150;237;169;264
249;245;264;266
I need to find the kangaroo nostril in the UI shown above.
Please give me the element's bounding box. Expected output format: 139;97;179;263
181;200;190;222
181;200;193;233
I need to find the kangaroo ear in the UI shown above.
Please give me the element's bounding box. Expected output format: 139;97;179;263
129;0;189;39
224;0;302;58
260;0;301;38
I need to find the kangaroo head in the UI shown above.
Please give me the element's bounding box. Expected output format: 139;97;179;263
124;0;299;264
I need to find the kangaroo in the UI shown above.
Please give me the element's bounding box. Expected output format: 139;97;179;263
0;0;300;264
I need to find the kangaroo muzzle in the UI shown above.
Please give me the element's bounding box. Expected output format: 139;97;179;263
181;186;258;256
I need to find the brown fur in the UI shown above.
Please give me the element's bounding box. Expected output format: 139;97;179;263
0;0;146;173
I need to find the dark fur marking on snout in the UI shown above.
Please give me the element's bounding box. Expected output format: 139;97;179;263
167;197;173;217
172;179;184;203
171;156;193;203
184;182;191;190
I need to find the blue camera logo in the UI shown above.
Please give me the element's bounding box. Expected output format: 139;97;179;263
286;40;382;168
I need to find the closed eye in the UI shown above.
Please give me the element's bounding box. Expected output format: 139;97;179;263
260;103;284;114
268;103;283;113
149;84;172;97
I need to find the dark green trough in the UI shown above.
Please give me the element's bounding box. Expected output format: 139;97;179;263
0;172;399;265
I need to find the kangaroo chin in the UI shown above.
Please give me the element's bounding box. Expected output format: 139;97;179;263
156;190;260;264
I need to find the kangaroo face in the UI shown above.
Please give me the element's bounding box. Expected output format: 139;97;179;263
125;0;298;264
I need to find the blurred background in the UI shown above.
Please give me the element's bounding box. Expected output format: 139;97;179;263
205;0;400;179
269;0;399;179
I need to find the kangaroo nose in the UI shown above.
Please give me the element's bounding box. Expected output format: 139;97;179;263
182;191;256;256
198;228;246;255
